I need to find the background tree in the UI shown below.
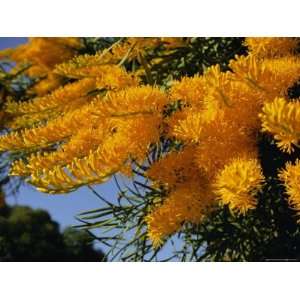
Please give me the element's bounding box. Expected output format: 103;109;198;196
0;204;104;261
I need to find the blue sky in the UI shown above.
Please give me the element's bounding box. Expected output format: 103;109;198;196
0;37;27;49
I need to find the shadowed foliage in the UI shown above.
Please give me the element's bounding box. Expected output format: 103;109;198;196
0;205;105;261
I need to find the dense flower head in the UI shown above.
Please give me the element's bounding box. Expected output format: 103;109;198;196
260;97;300;153
33;75;63;96
10;120;113;176
170;108;217;143
145;180;214;248
194;120;258;178
279;160;300;215
146;145;203;189
229;55;300;100
6;78;96;115
245;37;299;58
25;114;162;193
213;157;265;214
93;86;169;118
170;75;206;107
5;38;82;73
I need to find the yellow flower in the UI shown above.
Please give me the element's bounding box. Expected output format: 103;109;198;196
55;63;140;89
24;114;162;193
171;108;216;143
93;86;169;118
204;65;233;108
213;157;265;214
1;82;168;194
194;117;258;178
146;145;203;189
10;38;81;70
11;120;112;176
170;75;206;107
229;55;300;99
260;97;300;153
145;180;214;248
7;78;96;115
30;73;63;96
279;160;300;215
26;65;49;78
54;52;117;76
245;37;299;58
0;103;94;151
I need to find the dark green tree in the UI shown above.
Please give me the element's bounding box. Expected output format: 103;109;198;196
0;205;105;261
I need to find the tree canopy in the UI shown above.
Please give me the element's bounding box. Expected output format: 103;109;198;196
0;204;104;261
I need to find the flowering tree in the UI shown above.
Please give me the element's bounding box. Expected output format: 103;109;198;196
0;37;300;261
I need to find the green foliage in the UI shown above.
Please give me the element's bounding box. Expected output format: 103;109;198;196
79;37;120;55
146;37;247;85
0;205;104;261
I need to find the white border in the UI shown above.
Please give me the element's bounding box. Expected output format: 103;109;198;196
0;262;298;300
0;0;299;36
0;1;299;298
